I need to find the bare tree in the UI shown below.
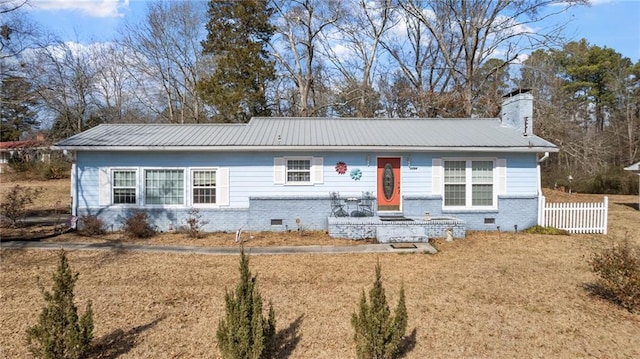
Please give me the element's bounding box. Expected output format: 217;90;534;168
269;0;341;117
322;0;395;117
397;0;586;116
28;40;98;139
118;0;207;123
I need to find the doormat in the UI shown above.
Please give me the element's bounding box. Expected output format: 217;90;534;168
380;217;414;221
390;243;417;249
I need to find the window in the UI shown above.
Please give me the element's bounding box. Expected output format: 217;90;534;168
472;161;493;206
443;160;495;208
112;170;137;204
444;161;466;206
274;157;323;185
286;159;311;183
145;169;184;205
192;169;216;204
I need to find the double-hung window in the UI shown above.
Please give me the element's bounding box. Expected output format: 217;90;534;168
112;170;137;204
471;161;494;206
192;169;217;204
286;159;311;183
274;157;323;185
444;161;466;206
443;160;495;208
145;169;184;205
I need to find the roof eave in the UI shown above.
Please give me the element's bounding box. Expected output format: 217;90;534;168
52;145;559;153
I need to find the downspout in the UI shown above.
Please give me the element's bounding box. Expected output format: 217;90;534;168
63;150;78;226
537;152;549;225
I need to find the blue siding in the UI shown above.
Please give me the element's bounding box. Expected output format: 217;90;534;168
74;150;541;233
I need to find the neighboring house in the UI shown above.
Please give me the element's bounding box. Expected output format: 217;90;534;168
53;90;558;236
624;161;640;210
0;136;49;173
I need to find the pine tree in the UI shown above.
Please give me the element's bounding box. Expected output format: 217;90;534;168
26;250;94;359
0;75;39;141
217;247;276;359
352;262;407;359
200;0;275;123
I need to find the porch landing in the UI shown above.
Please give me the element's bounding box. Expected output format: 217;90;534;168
328;217;466;242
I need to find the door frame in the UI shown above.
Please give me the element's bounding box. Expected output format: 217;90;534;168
376;156;402;213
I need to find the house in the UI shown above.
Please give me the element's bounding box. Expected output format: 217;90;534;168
624;161;640;210
53;90;558;239
0;135;49;173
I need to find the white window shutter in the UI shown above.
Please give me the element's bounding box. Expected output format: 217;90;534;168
496;158;507;195
432;158;442;195
98;168;111;206
273;157;285;184
217;168;230;206
312;157;323;184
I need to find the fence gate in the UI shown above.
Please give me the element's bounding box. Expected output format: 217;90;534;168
539;196;608;234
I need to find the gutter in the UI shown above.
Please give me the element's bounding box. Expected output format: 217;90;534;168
538;151;550;163
62;150;79;222
52;145;560;153
537;152;549;225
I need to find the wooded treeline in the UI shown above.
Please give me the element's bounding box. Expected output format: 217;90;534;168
1;0;638;193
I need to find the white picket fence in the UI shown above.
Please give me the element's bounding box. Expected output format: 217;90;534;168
539;196;608;234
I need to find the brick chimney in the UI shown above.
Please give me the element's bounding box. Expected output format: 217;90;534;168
501;89;533;136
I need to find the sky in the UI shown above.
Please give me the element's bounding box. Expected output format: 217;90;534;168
21;0;640;62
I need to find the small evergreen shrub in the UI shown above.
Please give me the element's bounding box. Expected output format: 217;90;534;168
26;250;94;359
78;215;106;236
589;237;640;312
352;262;408;359
123;210;156;239
0;184;43;227
217;247;276;359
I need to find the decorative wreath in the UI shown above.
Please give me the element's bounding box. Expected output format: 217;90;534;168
350;168;362;181
335;161;348;174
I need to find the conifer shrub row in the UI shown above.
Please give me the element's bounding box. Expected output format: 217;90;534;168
27;248;409;359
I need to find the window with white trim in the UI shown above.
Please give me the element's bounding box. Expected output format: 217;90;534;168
192;169;216;204
274;157;323;185
287;159;311;183
145;169;184;205
443;159;495;208
112;170;137;204
444;161;466;206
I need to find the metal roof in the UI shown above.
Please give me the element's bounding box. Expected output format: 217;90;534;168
53;117;558;153
625;161;640;171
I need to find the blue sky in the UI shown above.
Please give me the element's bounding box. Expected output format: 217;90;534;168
24;0;640;62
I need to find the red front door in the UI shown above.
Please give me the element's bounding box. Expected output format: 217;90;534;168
377;157;401;211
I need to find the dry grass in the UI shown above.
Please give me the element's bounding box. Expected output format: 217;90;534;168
1;179;640;358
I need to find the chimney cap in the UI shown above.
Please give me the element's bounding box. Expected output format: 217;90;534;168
503;88;532;98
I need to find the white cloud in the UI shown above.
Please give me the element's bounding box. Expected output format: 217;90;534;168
30;0;129;18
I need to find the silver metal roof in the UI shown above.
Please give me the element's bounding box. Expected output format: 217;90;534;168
53;117;558;153
625;161;640;171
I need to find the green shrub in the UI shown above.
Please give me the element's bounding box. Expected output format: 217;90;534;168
523;225;569;235
26;250;94;359
352;262;408;359
0;184;43;227
123;210;156;239
78;215;106;236
589;237;640;312
217;247;276;359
